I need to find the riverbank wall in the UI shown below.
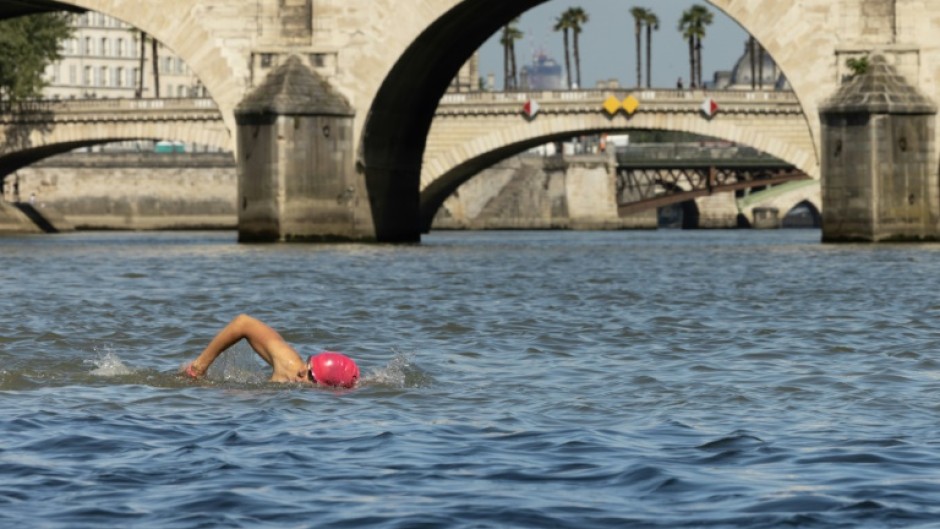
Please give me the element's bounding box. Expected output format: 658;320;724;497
7;152;237;230
5;152;657;233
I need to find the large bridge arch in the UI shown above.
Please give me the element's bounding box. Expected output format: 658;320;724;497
362;0;836;240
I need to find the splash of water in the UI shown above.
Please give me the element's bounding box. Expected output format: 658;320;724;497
86;347;135;377
364;350;433;388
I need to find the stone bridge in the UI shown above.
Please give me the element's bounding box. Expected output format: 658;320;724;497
2;0;936;241
0;98;229;176
423;88;813;228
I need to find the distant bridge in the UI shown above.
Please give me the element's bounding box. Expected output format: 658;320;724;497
0;98;228;177
422;89;815;227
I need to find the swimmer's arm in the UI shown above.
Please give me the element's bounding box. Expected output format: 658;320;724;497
184;314;284;376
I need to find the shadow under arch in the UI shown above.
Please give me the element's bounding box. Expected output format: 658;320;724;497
655;182;701;230
0;1;83;19
782;199;822;228
0;139;233;180
1;140;123;180
362;0;545;242
419;131;586;232
363;0;811;242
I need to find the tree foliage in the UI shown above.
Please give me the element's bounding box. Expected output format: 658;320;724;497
846;56;870;77
0;13;73;106
678;4;713;88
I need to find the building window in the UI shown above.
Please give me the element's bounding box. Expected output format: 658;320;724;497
69;65;76;85
260;54;274;68
310;53;326;68
96;66;107;87
129;68;138;89
84;37;92;55
83;66;92;86
114;68;122;87
116;38;124;57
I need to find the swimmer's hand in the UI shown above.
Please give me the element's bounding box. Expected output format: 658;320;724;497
180;361;204;379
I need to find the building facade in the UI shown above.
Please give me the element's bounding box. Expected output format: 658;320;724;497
43;11;206;100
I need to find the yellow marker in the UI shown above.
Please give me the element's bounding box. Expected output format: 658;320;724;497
623;95;640;115
603;95;622;116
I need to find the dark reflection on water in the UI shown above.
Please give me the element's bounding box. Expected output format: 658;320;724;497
3;230;940;528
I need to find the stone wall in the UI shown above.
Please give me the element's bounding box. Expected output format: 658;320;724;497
432;154;656;230
8;152;237;230
5;152;663;233
0;202;41;234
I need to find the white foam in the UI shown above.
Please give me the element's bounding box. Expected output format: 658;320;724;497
87;349;135;377
363;351;432;388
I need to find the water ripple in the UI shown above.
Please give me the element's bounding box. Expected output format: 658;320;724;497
2;231;940;527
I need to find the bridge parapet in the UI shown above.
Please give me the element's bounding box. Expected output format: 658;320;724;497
0;99;221;124
0;98;231;172
437;90;803;116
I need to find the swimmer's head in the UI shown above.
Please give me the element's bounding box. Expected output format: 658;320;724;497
308;351;360;388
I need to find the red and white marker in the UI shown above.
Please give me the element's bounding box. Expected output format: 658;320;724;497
523;99;540;118
701;97;718;118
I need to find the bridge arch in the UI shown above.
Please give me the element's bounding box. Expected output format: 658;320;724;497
363;0;826;240
419;107;814;230
737;179;821;227
0;116;231;178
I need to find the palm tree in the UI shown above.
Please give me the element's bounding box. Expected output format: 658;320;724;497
500;19;523;90
565;7;589;89
678;5;713;88
644;11;659;89
630;7;647;88
553;12;573;89
693;5;713;88
678;10;696;87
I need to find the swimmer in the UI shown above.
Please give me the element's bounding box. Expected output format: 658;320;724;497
181;314;359;387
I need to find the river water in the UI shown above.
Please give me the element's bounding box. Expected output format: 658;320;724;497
2;229;940;528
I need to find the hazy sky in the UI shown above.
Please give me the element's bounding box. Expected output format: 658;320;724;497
479;0;750;89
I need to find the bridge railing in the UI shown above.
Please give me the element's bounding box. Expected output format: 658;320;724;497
1;98;219;114
439;89;799;105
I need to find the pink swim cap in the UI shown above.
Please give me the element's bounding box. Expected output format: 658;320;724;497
309;351;360;388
